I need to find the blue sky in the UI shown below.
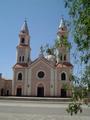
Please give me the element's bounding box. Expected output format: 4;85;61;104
0;0;73;79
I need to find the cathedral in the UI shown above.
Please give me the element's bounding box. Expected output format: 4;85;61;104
0;18;73;97
12;17;73;97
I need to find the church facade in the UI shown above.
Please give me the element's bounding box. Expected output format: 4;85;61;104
12;18;73;97
0;18;73;97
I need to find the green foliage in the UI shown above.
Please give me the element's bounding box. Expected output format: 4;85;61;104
44;44;55;55
64;0;90;64
65;68;90;116
64;0;90;115
82;65;90;92
66;75;84;115
72;86;88;102
67;102;82;115
44;36;71;56
55;36;71;49
46;48;55;55
67;70;90;115
62;83;69;90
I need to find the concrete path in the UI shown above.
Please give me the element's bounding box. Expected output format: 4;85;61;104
0;100;90;120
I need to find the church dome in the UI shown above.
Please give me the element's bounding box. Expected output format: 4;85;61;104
45;54;56;64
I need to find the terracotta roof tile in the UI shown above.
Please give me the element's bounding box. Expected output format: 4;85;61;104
13;63;28;68
18;45;29;47
56;62;73;68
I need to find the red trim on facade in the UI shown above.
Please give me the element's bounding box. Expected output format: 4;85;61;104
13;63;28;68
56;62;73;68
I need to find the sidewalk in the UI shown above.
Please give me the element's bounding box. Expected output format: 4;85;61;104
0;96;71;103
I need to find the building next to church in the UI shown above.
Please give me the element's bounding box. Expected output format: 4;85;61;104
0;73;12;96
12;17;73;97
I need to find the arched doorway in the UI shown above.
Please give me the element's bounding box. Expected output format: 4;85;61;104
61;89;67;97
37;84;44;97
1;88;4;96
16;88;22;96
6;90;9;96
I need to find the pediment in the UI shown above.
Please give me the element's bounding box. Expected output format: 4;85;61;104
29;57;54;69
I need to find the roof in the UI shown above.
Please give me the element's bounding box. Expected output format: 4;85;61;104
20;20;29;34
13;63;28;69
29;57;55;69
13;58;73;69
17;44;29;48
56;62;73;68
59;17;66;28
13;57;55;69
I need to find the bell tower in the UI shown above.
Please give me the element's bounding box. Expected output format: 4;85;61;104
56;17;70;63
16;20;31;64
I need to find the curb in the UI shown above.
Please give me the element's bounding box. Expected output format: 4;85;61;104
0;96;71;104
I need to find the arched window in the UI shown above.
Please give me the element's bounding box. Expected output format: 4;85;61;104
6;90;9;96
18;73;22;80
61;72;66;80
22;56;24;62
61;35;64;38
61;28;64;30
64;54;66;61
21;38;25;44
60;55;62;61
1;88;4;96
19;56;21;62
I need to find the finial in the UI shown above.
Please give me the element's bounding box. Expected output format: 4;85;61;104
61;15;64;19
39;45;44;57
40;45;44;54
20;18;29;34
24;18;27;23
59;16;65;28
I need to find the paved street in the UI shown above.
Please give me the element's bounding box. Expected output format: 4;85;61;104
0;100;90;120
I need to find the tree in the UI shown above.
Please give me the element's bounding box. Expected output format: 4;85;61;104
64;0;90;115
65;0;90;63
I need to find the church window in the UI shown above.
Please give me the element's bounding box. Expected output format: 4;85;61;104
61;72;66;80
1;88;4;96
61;35;64;38
19;56;21;62
61;28;64;30
22;56;24;62
60;55;62;61
21;38;25;44
18;73;22;80
38;71;45;78
64;55;66;61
